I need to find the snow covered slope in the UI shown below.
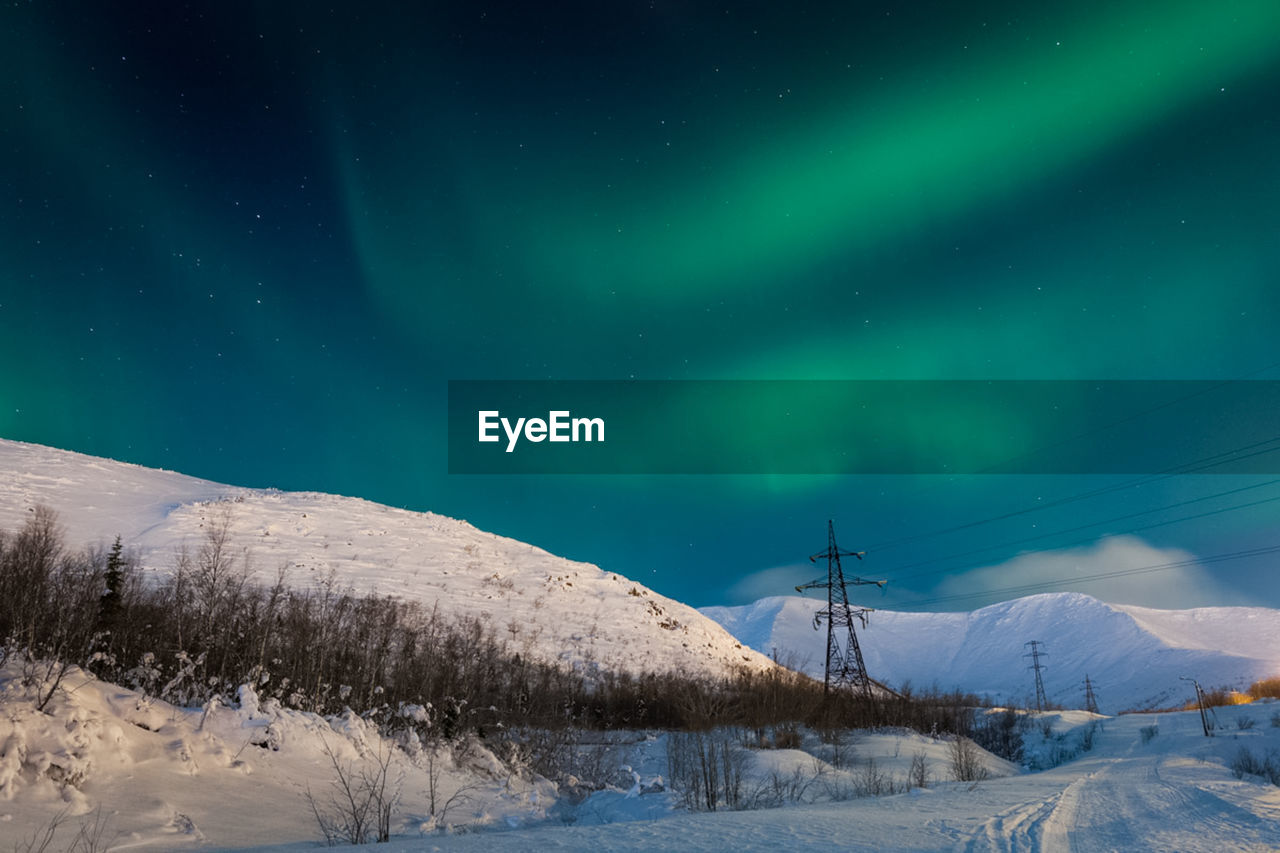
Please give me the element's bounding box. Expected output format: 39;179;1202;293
702;592;1280;713
0;438;772;679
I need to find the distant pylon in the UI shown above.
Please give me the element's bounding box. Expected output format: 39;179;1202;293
1025;640;1049;711
1083;674;1099;714
794;520;886;700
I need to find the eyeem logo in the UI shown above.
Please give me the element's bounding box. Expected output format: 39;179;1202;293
478;410;605;452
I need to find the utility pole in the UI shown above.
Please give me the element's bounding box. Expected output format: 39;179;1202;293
795;520;886;700
1180;676;1213;737
1024;640;1049;712
1083;674;1099;715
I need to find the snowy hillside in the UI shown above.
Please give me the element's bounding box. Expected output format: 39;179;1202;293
0;439;773;679
702;592;1280;713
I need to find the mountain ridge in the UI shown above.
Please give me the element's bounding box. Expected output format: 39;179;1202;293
0;438;773;680
701;590;1280;712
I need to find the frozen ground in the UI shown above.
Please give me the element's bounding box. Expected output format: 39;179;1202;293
3;660;1278;851
0;661;990;850
253;704;1280;852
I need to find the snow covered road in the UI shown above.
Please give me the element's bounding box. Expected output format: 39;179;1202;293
966;755;1279;852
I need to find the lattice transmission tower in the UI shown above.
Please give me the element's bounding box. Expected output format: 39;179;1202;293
795;520;885;700
1083;674;1099;714
1025;640;1049;711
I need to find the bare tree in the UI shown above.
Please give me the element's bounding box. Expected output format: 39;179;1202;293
306;735;401;845
667;729;745;812
422;744;481;830
909;749;930;789
12;807;116;853
949;736;989;782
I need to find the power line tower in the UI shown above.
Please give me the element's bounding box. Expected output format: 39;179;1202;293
795;520;886;700
1083;674;1099;714
1024;640;1049;711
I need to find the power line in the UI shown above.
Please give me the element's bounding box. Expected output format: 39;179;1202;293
864;436;1280;553
898;542;1280;609
883;483;1280;584
862;361;1280;537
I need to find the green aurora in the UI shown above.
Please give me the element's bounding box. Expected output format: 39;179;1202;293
2;0;1280;607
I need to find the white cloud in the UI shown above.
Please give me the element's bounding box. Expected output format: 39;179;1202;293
931;535;1233;609
726;563;827;605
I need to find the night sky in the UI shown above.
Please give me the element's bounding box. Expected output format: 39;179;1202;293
4;1;1280;610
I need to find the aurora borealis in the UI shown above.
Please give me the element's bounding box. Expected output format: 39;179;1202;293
3;1;1280;609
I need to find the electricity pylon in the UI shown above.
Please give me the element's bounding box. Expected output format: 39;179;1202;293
1025;640;1049;712
1083;674;1099;714
795;520;886;700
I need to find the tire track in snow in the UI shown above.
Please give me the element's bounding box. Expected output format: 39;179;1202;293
961;754;1279;853
962;789;1065;853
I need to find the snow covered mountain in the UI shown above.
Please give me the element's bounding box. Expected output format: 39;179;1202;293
5;436;1275;711
701;592;1280;713
0;439;773;679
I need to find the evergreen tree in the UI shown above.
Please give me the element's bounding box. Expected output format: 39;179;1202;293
99;534;125;630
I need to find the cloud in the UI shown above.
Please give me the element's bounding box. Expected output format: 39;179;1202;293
725;563;826;605
931;535;1233;609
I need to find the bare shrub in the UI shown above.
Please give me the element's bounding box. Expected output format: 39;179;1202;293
667;729;746;812
1230;746;1280;786
816;727;852;769
972;708;1025;764
13;807;116;853
1079;721;1099;752
1139;724;1159;744
949;736;989;782
745;762;823;809
854;756;890;796
422;743;481;830
909;750;930;789
21;653;73;713
306;736;401;845
68;806;117;853
12;808;68;853
772;722;802;750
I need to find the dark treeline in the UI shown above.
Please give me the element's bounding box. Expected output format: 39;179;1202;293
0;505;986;741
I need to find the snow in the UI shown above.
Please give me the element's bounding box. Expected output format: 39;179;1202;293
238;703;1280;852
0;660;573;847
0;438;774;680
7;661;1277;852
702;591;1280;713
240;701;1280;845
0;658;1018;850
4;437;1280;849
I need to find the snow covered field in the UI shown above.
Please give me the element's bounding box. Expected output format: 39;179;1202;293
4;660;1278;851
255;705;1280;852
